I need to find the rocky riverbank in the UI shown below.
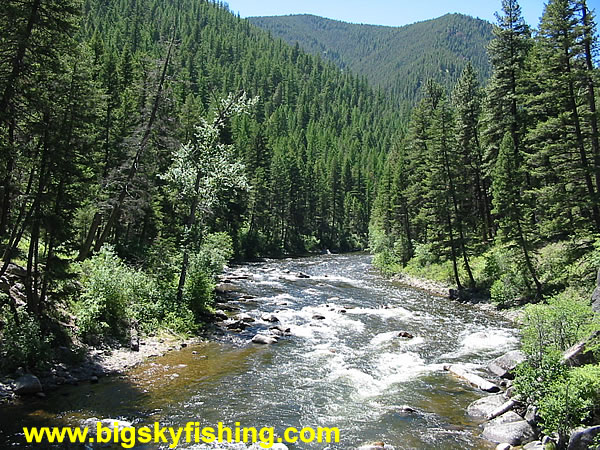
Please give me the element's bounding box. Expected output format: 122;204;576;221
462;336;600;450
0;333;201;404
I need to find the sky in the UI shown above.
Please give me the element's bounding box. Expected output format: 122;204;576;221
223;0;599;28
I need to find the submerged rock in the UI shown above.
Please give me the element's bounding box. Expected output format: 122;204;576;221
397;331;414;339
214;310;229;321
312;314;326;320
236;313;255;323
226;320;250;330
270;325;291;334
357;442;394;450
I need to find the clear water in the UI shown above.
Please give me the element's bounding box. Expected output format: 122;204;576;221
0;253;519;449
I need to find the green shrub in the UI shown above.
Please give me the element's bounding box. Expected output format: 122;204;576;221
521;290;598;364
516;360;600;443
0;305;51;371
539;364;600;440
73;246;160;342
483;246;531;306
538;242;571;291
183;252;215;318
162;307;199;335
195;232;234;276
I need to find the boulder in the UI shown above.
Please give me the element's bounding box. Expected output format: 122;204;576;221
226;320;250;330
524;405;538;425
251;334;277;345
444;364;500;392
14;374;42;395
482;412;535;446
261;314;279;323
488;350;527;379
5;263;27;279
562;331;600;367
567;425;600;450
398;331;414;339
236;313;255;323
312;314;326;320
467;394;507;418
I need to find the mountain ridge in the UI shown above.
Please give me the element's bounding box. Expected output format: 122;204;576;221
249;13;494;106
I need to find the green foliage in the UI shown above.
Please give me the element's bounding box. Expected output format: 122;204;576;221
520;290;598;363
516;358;600;441
183;252;216;318
538;364;600;439
483;246;531;306
73;246;155;341
0;305;51;371
196;232;234;276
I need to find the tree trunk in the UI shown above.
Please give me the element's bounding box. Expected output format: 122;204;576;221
516;217;543;298
176;170;203;303
565;45;600;230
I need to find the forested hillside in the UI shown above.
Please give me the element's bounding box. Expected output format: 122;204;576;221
0;0;401;363
370;0;600;305
249;13;493;108
370;0;600;438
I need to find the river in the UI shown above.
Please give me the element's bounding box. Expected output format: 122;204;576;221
0;253;519;449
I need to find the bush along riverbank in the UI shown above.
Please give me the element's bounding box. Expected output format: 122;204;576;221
0;233;234;403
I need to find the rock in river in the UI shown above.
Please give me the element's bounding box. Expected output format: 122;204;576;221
467;394;508;419
14;374;42;395
251;334;277;345
261;313;279;323
397;331;414;339
312;314;326;320
482;411;535;446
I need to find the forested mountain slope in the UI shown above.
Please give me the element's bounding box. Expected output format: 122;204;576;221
0;0;402;355
249;13;494;106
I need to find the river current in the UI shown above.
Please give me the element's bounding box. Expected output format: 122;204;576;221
0;253;519;449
